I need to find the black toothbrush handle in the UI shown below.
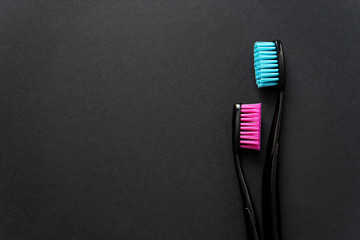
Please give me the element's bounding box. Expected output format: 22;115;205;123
262;89;284;240
233;104;262;240
262;40;285;240
234;154;262;240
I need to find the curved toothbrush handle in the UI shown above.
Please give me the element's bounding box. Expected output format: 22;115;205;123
244;206;262;240
262;90;284;240
235;154;262;240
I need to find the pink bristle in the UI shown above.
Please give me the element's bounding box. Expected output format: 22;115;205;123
240;126;260;131
241;118;260;122
241;109;260;113
241;104;261;109
240;144;260;151
241;122;260;126
241;113;259;117
239;103;261;151
240;132;259;139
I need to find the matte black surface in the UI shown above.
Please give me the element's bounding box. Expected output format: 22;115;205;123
0;0;359;239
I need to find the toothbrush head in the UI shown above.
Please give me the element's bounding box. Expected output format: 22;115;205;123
254;40;285;88
233;103;261;151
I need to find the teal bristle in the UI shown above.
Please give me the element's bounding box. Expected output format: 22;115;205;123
254;41;280;88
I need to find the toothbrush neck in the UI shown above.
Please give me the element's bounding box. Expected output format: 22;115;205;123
269;89;285;155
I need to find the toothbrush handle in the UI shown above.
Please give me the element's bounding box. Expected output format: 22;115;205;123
235;154;262;240
262;90;284;240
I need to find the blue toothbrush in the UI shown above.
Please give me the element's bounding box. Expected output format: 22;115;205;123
254;40;286;240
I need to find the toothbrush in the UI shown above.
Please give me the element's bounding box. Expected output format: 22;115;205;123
232;103;262;240
254;40;286;240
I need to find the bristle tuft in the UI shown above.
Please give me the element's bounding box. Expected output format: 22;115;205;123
240;103;261;151
254;41;279;88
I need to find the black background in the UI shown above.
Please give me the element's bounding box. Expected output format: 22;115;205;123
1;0;359;239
